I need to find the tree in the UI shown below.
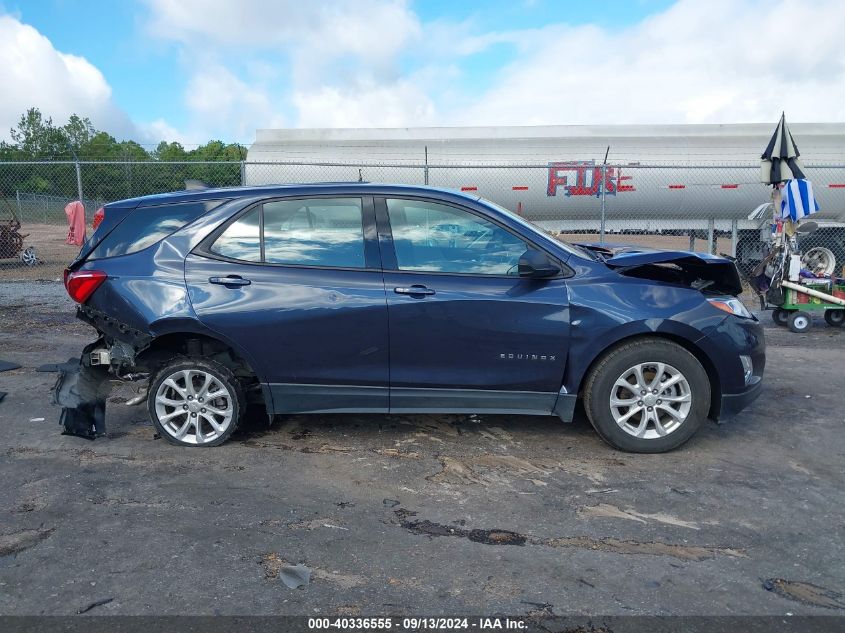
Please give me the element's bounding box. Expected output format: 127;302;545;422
9;108;71;159
2;107;250;202
64;114;96;152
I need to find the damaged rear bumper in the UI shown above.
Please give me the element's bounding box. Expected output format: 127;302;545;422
52;339;111;439
53;306;154;439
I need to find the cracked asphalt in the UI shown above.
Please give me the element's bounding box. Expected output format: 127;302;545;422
0;280;844;617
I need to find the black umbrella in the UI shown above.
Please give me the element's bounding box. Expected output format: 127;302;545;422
761;112;805;184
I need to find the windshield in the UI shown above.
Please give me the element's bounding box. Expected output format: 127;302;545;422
477;197;596;260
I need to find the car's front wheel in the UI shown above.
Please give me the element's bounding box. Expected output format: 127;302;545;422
583;338;711;453
148;357;245;447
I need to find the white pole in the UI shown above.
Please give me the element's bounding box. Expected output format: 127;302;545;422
780;280;845;306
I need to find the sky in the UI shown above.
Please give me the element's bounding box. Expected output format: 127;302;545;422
1;0;844;147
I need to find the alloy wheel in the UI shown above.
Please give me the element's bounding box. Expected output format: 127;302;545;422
153;369;234;445
609;362;692;439
20;246;38;266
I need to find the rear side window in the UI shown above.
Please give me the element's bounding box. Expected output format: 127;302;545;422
210;207;261;262
87;200;225;260
209;197;366;268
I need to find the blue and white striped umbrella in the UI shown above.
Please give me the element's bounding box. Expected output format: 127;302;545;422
780;178;819;222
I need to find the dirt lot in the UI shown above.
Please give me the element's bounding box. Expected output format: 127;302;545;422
0;281;843;618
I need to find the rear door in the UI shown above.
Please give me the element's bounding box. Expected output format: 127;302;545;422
377;196;571;414
184;196;389;413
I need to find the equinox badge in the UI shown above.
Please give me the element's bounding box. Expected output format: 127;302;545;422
500;353;556;361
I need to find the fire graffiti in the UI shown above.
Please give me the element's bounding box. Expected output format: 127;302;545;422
547;160;635;197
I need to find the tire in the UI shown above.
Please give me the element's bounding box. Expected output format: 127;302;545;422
583;338;710;453
20;246;38;266
787;311;812;334
772;308;790;327
824;309;845;327
147;357;245;447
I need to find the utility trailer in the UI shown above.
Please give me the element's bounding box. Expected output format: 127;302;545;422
772;279;845;333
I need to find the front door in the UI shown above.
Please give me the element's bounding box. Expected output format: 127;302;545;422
184;196;389;413
377;197;571;414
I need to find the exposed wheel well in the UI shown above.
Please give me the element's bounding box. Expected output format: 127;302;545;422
136;333;258;383
577;333;721;420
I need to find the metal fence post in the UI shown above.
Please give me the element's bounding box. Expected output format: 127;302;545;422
240;160;246;186
599;163;608;243
75;160;84;202
15;189;21;221
707;217;715;254
731;219;738;257
424;146;429;185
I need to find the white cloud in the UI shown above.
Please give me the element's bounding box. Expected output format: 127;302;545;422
143;0;420;69
143;0;430;132
459;0;845;126
293;79;436;128
143;118;190;146
10;0;841;148
182;65;286;140
145;0;845;140
0;14;136;141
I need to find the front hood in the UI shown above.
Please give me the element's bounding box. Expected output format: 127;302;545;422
577;242;744;296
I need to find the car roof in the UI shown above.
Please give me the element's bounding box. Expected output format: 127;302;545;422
110;183;482;208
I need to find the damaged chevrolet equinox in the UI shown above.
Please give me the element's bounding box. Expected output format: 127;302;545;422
55;184;765;452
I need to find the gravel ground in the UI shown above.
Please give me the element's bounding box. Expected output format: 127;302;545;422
0;281;843;618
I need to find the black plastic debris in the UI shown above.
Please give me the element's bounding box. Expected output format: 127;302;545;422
279;564;311;589
76;597;114;614
52;341;111;440
0;359;21;372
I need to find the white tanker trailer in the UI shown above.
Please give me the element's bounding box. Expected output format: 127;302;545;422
246;123;845;274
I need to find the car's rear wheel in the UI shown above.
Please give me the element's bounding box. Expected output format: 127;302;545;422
583;338;710;453
148;357;244;447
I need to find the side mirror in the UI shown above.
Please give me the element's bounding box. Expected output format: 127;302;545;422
518;249;560;278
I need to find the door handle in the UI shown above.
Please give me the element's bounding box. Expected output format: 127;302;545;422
394;285;435;296
209;275;251;287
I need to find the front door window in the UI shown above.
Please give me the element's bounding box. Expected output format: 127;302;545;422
386;199;528;275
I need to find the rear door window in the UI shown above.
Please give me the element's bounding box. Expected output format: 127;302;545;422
88;200;225;260
262;198;365;268
208;197;366;269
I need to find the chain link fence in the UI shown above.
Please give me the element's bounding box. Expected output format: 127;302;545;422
2;159;844;285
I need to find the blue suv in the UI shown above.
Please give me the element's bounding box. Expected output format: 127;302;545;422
56;184;764;452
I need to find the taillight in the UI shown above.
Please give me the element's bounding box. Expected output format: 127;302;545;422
92;207;104;230
64;269;107;303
